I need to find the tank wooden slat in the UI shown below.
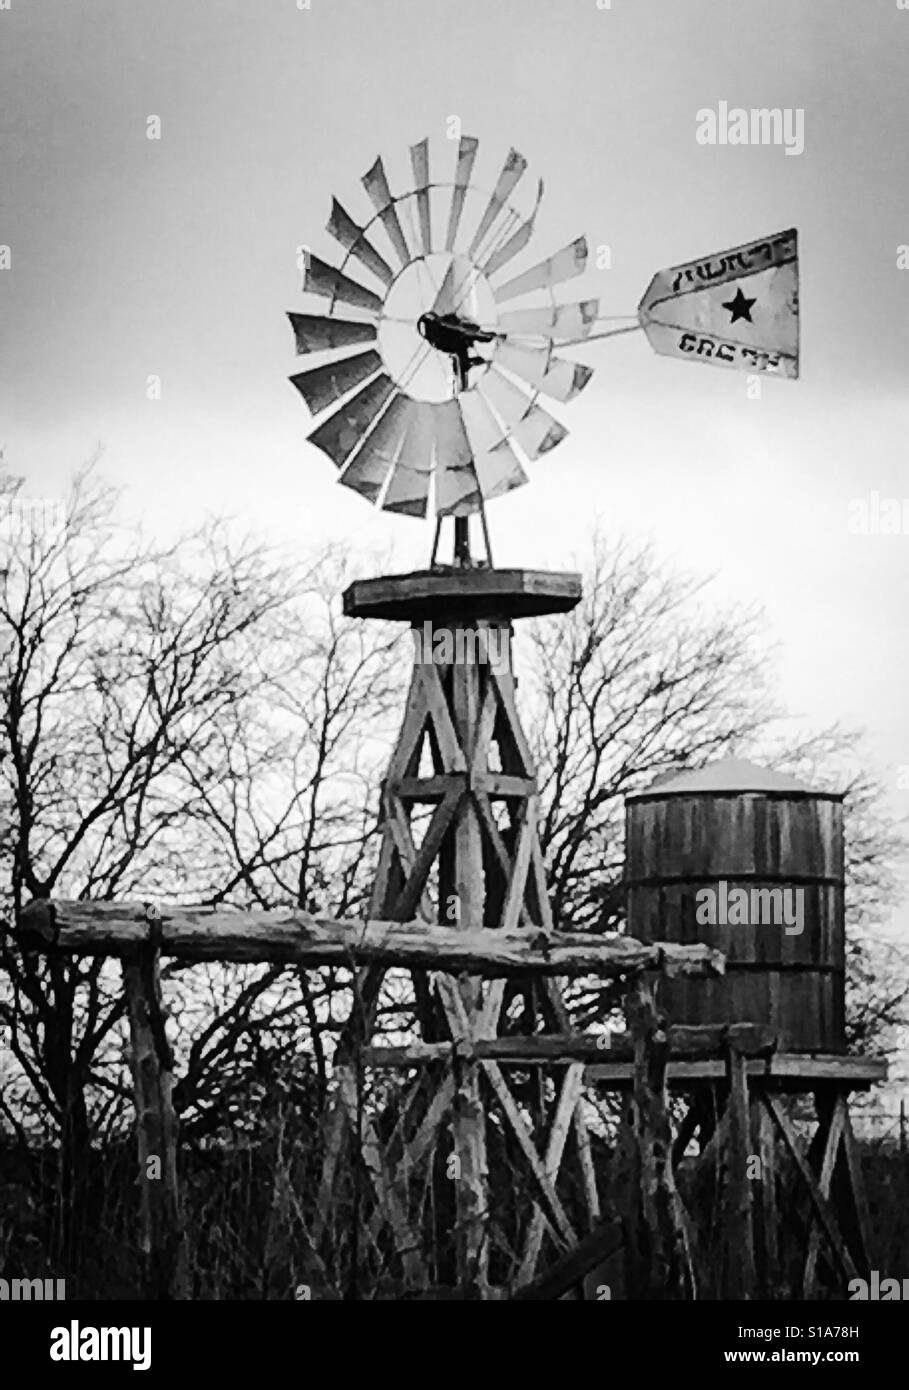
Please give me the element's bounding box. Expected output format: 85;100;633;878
626;795;842;881
655;969;846;1054
626;883;841;967
626;788;845;1053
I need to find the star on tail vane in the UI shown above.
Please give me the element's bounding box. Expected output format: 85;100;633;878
637;228;798;378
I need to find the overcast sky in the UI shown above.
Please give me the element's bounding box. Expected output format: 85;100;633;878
2;0;909;837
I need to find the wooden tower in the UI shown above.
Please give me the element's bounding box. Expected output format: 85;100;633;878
314;562;604;1298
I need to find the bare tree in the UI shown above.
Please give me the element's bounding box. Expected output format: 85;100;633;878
0;463;402;1272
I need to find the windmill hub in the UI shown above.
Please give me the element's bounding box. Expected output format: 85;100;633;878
377;250;497;403
417;311;498;385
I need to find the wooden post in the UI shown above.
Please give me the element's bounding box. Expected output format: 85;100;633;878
724;1044;756;1299
123;946;186;1299
619;975;697;1299
450;645;490;1290
755;1095;779;1296
838;1099;875;1277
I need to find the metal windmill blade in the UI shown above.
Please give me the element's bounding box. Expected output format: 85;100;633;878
288;138;800;551
287;136;598;534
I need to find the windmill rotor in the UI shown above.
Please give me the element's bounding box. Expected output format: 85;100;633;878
289;135;800;566
288;136;598;557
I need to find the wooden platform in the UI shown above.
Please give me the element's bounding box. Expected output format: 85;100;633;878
342;567;582;622
586;1052;887;1091
361;1028;886;1092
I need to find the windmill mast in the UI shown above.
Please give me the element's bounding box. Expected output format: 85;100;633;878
452;353;472;567
432;349;493;569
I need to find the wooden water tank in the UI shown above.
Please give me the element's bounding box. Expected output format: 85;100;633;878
625;758;845;1053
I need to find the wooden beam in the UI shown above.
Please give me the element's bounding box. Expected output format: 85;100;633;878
392;773;536;801
488;666;534;777
310;1088;348;1250
529;832;555;931
839;1102;875;1274
15;900;726;978
756;1098;779;1294
542;979;600;1224
516;1062;586;1285
363;1023;776;1068
368;1070;458;1259
470;679;499;783
725;1047;756;1300
481;1058;577;1248
573;1104;601;1223
762;1093;859;1283
386;670;430;783
391;774;457;802
752;1055;887;1083
587;1054;887;1089
434;972;490;1297
499;798;534;934
337;1070;427;1290
473;790;534;931
474;773;537;798
801;1096;845;1297
390;787;463;920
417;663;467;772
619;976;698;1299
511;1218;624;1300
383;796;436;922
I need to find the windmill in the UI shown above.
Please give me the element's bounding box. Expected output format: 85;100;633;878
282;138;868;1304
0;138;867;1309
287;138;622;1295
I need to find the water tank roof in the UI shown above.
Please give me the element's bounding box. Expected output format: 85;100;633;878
626;757;840;800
